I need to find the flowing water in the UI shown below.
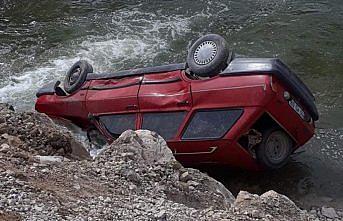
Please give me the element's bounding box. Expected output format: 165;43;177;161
0;0;342;209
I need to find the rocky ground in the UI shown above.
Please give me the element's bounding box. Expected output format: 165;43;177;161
0;103;342;221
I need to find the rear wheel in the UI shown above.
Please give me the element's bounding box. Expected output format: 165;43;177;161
256;128;293;170
64;60;93;94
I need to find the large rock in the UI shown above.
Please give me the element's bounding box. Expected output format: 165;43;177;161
136;130;175;164
96;130;234;209
234;190;314;220
321;207;339;219
97;129;235;210
102;130;174;165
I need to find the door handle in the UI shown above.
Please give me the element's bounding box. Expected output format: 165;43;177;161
126;104;138;110
177;100;190;106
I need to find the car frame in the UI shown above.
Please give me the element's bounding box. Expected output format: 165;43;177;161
35;35;318;170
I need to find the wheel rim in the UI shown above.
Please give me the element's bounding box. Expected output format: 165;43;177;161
265;131;290;164
69;67;81;85
193;41;218;65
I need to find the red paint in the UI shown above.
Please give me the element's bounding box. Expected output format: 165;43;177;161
35;69;315;170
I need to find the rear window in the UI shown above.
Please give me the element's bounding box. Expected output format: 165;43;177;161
142;112;186;140
99;114;136;136
182;109;243;140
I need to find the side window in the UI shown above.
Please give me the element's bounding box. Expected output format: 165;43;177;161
142;112;186;140
99;114;136;137
182;109;243;140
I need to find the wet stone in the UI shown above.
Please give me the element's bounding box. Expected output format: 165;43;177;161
155;210;167;220
321;207;338;219
179;171;191;182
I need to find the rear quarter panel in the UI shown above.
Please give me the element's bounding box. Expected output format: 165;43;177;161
265;77;315;147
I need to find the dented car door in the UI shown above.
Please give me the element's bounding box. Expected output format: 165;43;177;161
138;70;192;141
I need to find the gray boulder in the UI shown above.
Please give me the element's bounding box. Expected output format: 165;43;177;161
97;129;235;210
234;190;314;220
321;207;339;219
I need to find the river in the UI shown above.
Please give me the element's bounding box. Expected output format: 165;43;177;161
0;0;342;210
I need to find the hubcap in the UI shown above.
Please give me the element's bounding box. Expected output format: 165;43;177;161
193;41;217;65
70;67;81;85
265;131;289;164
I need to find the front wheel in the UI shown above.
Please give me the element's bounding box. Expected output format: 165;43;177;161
186;34;230;78
256;128;293;170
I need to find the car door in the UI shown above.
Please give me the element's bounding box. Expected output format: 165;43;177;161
170;74;247;164
86;76;142;138
138;70;192;141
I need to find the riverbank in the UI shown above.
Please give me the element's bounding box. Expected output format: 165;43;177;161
1;0;343;210
0;103;341;220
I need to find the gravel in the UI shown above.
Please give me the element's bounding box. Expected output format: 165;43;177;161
0;103;342;221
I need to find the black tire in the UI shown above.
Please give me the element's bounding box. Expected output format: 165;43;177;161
64;60;93;94
187;34;230;77
256;128;293;170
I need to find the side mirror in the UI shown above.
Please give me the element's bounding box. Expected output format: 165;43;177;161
54;81;67;96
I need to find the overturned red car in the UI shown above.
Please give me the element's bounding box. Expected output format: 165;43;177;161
35;34;318;170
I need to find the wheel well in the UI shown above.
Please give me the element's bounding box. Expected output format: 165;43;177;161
249;113;281;132
238;113;294;156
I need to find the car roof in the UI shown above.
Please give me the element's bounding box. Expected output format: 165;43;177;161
86;63;186;81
